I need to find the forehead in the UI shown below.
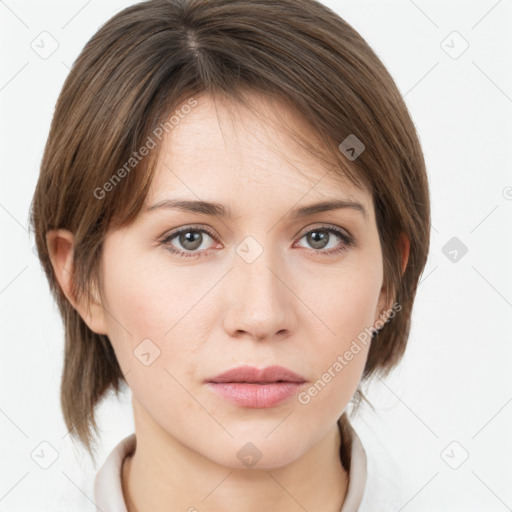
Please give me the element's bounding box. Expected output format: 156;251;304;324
146;92;372;212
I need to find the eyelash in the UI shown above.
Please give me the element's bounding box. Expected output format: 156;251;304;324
160;223;355;259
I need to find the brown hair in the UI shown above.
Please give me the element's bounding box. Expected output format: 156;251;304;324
29;0;430;462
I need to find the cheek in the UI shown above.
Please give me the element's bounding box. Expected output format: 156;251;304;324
99;243;174;366
302;258;382;347
102;234;196;337
297;261;382;405
100;246;218;388
100;265;200;420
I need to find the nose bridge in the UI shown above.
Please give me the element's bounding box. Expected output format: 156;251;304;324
240;242;281;298
223;233;293;339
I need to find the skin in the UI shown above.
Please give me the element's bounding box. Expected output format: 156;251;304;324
47;92;409;512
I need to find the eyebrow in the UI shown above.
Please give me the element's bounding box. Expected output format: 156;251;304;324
145;198;367;220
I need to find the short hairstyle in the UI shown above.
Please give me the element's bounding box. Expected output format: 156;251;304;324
29;0;430;461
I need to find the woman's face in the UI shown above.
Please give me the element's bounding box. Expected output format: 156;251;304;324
96;92;389;468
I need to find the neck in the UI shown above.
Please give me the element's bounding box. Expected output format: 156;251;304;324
122;401;350;512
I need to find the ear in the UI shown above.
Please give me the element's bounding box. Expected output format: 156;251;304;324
46;229;108;335
373;232;410;327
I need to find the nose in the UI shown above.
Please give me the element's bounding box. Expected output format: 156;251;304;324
222;241;298;342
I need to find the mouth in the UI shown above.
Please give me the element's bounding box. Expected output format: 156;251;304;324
205;365;307;408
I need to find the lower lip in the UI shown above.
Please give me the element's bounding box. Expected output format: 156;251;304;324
206;382;306;408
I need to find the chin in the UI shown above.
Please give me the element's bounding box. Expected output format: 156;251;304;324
205;436;307;471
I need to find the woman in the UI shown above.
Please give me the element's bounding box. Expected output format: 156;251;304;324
29;0;430;510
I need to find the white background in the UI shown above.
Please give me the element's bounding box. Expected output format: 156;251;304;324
1;0;511;510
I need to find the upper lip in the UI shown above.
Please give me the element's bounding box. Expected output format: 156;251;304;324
207;365;306;384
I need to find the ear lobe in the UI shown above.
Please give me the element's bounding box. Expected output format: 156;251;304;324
46;229;108;335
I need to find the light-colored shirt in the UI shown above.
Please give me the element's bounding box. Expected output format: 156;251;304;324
94;418;402;511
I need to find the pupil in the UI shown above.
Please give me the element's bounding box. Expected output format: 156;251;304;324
308;230;328;249
181;231;202;250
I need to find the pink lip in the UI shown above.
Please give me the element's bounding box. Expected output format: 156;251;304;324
206;365;307;408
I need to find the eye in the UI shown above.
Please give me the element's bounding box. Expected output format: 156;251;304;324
161;226;218;258
160;223;354;259
294;224;354;255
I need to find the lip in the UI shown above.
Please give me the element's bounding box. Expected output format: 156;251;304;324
208;365;306;384
206;365;307;408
